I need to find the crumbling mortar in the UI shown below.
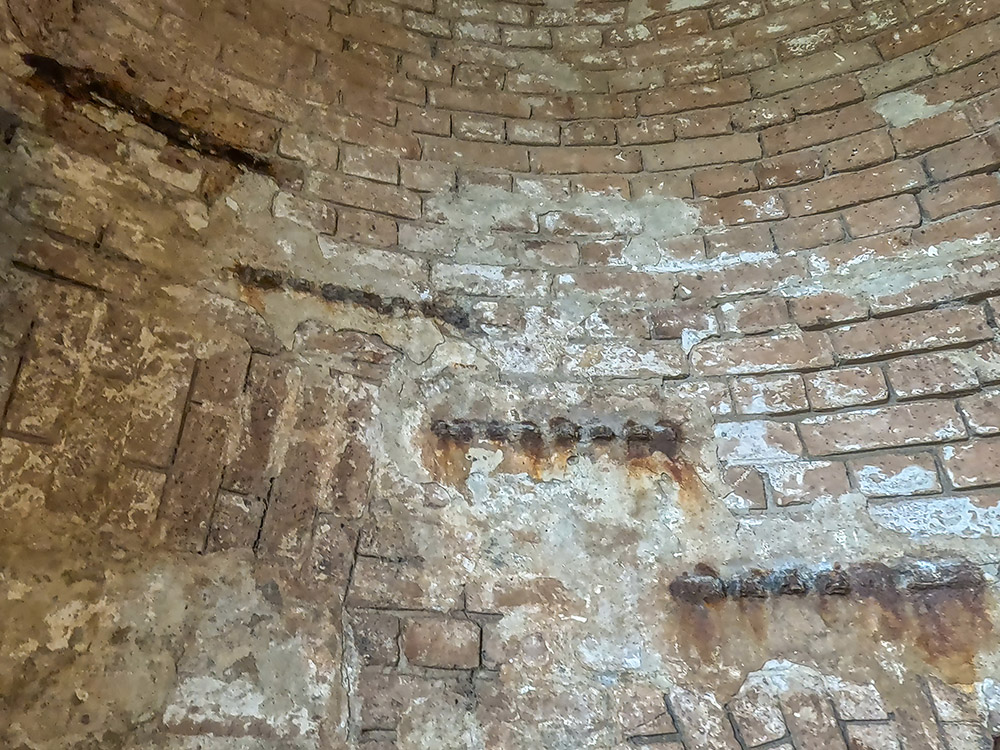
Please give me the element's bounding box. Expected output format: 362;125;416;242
19;53;297;186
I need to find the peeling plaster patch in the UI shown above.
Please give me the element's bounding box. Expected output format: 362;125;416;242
788;238;1000;309
855;464;940;496
664;0;714;9
869;496;1000;538
626;0;654;22
426;187;700;251
874;91;954;128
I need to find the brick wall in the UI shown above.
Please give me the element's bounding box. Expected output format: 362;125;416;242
2;0;1000;747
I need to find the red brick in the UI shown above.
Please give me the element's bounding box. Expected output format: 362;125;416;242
762;103;885;155
804;365;888;410
887;351;979;399
700;190;788;225
732;373;808;415
799;402;967;454
508;119;560;145
764;460;852;506
777;28;841;61
693;165;758;196
859;52;935;97
829;307;993;361
157;404;228;552
719;296;789;334
257;439;327;564
843;194;922;237
273;191;338;235
966;89;1000;130
911;204;1000;247
630;173;694;198
674;109;734;138
930;17;1000;71
711;0;764;27
351;611;400;666
402;617;480;668
223;356;291;495
908;53;1000;106
562;120;618;146
875;0;999;59
919;173;1000;220
617;116;676;146
805;230;914;274
337;208;398;247
502;26;551;47
306;170;421;218
642;134;761;170
942;438;1000;488
849;453;942;497
960;388;1000;435
677;256;805;299
781;74;866;115
783;161;927;216
423;136;530;172
838;1;907;41
691;331;834;375
733;0;853;46
755;150;824;189
564;341;688;378
531;146;641;174
750;43;881;96
824;130;896;173
723;48;777;77
715;419;804;464
398;104;451;136
650;305;718;340
731;100;795;131
533;94;630;120
401;160;456;192
429;86;530;117
638;79;752;116
890;111;975;157
571;174;631;198
453;113;506;142
704;225;773;257
789;291;868;328
924;133;1000;181
723;466;767;510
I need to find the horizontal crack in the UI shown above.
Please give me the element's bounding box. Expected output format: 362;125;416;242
21;53;294;184
234;263;471;330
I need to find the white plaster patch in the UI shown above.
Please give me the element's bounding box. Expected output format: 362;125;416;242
869;496;1000;538
467;447;503;476
855;464;939;496
874;91;953;128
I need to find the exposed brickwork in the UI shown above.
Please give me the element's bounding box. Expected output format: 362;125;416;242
3;0;1000;747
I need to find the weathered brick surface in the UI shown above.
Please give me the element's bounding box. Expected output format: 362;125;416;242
850;453;943;497
829;307;993;362
800;402;967;454
5;1;1000;747
942;438;1000;488
402;617;481;668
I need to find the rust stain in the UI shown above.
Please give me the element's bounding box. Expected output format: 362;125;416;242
423;416;693;487
911;588;991;681
667;560;993;682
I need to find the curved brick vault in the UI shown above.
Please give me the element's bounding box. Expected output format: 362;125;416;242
2;0;1000;747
